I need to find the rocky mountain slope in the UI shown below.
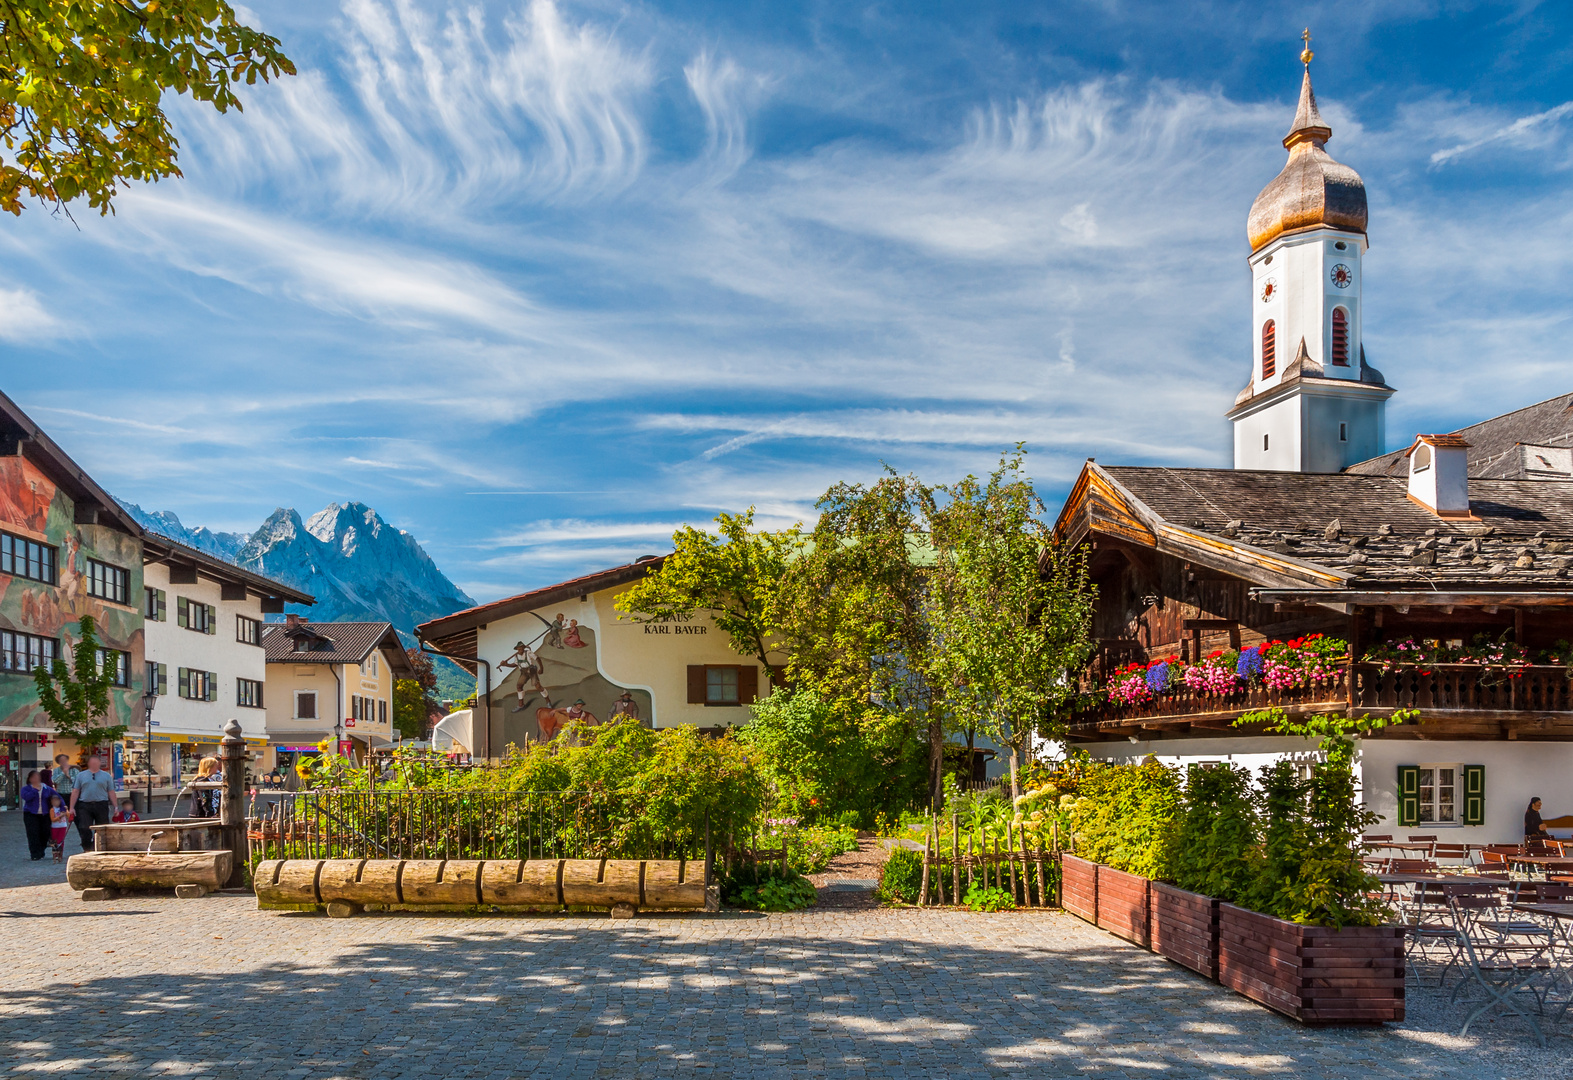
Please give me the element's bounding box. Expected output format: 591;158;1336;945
117;499;475;633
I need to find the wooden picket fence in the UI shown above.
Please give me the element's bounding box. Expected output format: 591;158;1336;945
915;814;1062;908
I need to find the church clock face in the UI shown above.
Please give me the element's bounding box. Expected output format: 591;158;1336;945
1260;277;1277;303
1330;263;1353;289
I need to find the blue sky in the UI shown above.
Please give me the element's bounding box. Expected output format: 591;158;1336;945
2;0;1571;603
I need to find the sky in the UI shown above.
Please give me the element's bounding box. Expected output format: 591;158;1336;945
3;0;1571;604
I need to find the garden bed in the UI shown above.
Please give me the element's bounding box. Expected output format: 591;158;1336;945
1217;904;1404;1024
1150;882;1218;980
1094;864;1149;947
1060;854;1097;923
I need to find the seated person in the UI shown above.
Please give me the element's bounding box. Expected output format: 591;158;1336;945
112;799;140;824
1526;796;1551;840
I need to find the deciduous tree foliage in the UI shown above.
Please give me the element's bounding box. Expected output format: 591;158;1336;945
32;613;124;746
925;450;1095;797
616;508;794;672
0;0;295;215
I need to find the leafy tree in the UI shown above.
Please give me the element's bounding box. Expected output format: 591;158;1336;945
1;0;295;215
925;450;1095;797
393;678;431;740
405;647;437;691
1166;763;1258;902
774;469;946;801
616;508;795;671
32;613;124;747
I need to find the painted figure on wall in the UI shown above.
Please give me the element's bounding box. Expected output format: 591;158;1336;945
488;620;650;748
498;641;550;712
544;614;565;649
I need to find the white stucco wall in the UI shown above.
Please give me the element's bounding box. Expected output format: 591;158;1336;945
143;562;269;744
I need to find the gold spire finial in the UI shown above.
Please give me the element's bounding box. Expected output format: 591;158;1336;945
1300;28;1313;66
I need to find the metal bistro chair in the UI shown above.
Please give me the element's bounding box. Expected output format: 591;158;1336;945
1433;842;1469;866
1403;881;1465;987
1389;858;1438;875
1408;835;1439;858
1445;884;1557;1047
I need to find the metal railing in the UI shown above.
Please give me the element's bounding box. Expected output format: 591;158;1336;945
248;789;714;863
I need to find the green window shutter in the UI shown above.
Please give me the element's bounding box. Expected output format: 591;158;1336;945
177;667;189;698
157;663;167;695
1397;765;1420;828
157;590;167;621
207;672;217;702
1463;765;1485;826
177;597;188;628
205;605;216;635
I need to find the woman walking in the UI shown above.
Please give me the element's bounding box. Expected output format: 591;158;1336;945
189;757;223;818
20;771;55;861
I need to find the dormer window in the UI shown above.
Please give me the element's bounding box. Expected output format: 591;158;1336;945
1331;308;1349;366
1413;444;1432;472
1261;320;1276;379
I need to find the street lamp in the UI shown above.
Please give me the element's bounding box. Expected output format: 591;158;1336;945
140;688;158;817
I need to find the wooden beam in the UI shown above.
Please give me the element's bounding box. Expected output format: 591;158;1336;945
1255;590;1573;607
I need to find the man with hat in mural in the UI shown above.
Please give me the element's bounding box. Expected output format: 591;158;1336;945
610;690;639;721
564;699;597;726
499;640;551;713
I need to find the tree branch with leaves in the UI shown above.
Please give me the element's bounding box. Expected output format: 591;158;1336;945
32;613;125;748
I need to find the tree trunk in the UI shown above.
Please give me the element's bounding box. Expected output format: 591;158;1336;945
929;711;944;809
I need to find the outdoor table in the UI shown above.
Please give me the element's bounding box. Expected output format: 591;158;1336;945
1505;856;1573;874
1377;874;1480;885
1512;903;1573;1023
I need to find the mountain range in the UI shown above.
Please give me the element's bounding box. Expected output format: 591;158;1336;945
116;499;477;698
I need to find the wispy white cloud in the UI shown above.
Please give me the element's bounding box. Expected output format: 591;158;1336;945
1430;101;1573;165
0;288;60;342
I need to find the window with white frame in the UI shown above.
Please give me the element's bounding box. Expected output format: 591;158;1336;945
361;653;379;678
95;647;129;687
237;678;264;709
236;614;262;646
1418;764;1458;824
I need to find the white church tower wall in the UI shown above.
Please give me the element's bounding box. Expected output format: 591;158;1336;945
1226;39;1393;473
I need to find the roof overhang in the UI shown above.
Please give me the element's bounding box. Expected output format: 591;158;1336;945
1253;588;1573;612
0;389;143;536
143;534;314;605
1053;461;1351;591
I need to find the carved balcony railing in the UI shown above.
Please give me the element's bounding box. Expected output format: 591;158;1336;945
1071;664;1573;732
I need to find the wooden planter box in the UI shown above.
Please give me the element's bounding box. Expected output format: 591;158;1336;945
1217;904;1405;1024
1150;882;1219;980
1095;864;1150;947
1060;854;1097;923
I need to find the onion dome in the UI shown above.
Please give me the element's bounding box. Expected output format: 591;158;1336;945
1246;67;1367;253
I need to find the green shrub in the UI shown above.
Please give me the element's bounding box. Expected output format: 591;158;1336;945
1067;760;1180;879
1167;763;1257;903
787;823;859;874
723;869;818;912
875;846;924;904
963;883;1016;912
738;689;928;824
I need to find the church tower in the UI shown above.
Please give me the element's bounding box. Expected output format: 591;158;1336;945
1228;36;1393;472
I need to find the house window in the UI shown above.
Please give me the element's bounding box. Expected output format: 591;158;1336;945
295;690;318;720
177;668;216;702
1339;422;1348;442
237;678;265;709
236;614;262;646
1331;308;1350;366
379;699;387;725
1263;433;1270;452
687;664;759;706
85;559;129;604
178;597;215;634
0;531;58;585
361;653;379;678
707;666;739;704
144;587;167;621
1261;320;1276;379
96;648;130;687
145;661;167;695
1;630;57;674
1413;444;1432;473
1419;765;1458;824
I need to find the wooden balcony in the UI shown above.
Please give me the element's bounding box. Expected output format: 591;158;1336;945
1068;664;1573;742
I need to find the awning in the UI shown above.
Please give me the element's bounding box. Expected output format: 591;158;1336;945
141;732;266;746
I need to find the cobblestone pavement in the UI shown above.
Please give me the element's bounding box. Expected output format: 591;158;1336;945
0;814;1564;1078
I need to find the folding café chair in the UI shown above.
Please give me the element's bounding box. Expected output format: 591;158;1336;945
1403;881;1464;987
1409;835;1438;858
1433;843;1468;866
1390;858;1437;875
1445;884;1557;1047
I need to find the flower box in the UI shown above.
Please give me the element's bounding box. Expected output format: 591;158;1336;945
1095;864;1150;947
1150;882;1218;980
1060;854;1097;924
1217;903;1405;1024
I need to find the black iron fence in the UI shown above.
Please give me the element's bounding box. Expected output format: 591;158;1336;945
248;789;714;863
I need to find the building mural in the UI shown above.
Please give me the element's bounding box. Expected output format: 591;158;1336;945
0;455;144;732
487;617;652;746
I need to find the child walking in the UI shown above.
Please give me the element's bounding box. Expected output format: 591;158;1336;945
48;795;71;863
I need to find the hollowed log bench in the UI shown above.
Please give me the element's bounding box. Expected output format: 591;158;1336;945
254;857;717;917
68;821;234;899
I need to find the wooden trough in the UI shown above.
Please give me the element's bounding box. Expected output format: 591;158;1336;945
66;821;236;898
254;857;717;916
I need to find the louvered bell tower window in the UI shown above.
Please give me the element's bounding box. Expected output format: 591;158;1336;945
1261;320;1276;379
1331;308;1349;366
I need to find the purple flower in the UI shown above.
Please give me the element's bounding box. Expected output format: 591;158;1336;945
1236;647;1263;680
1146;662;1170;694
